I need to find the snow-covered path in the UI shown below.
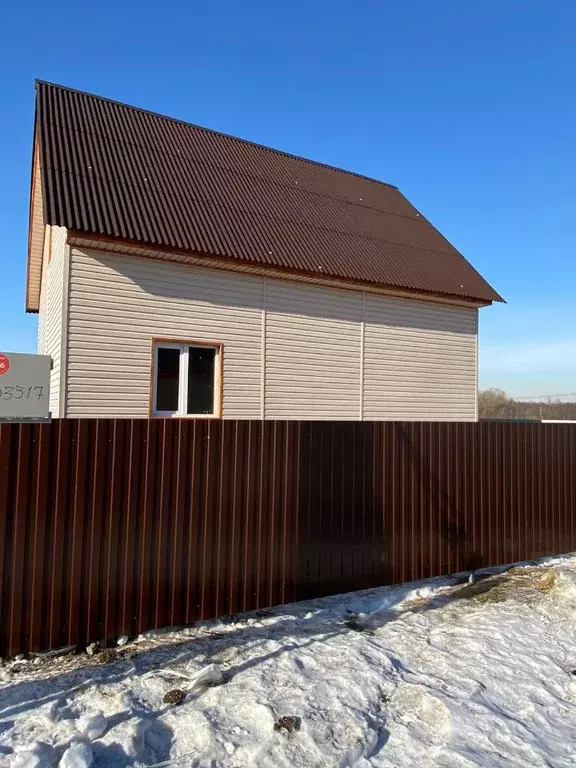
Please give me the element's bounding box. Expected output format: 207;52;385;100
3;556;576;767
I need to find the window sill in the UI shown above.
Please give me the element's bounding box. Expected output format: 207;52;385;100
150;413;222;419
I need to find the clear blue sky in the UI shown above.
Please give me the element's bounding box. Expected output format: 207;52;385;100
1;0;574;398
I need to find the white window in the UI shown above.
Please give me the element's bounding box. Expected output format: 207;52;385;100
152;341;221;417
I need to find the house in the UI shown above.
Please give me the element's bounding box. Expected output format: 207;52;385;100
27;81;502;421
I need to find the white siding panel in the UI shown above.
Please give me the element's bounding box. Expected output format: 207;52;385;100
67;249;263;418
37;226;67;416
363;295;477;420
264;280;362;419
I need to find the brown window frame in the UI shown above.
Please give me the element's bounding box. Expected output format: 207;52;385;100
149;337;223;419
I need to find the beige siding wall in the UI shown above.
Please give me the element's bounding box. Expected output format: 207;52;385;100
363;296;477;421
37;226;68;416
66;247;478;420
67;249;263;417
265;281;362;419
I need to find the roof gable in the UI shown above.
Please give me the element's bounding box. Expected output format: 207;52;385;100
32;81;502;304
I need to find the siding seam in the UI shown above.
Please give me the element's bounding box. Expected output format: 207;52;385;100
474;308;479;422
261;277;267;420
59;240;71;418
359;292;365;420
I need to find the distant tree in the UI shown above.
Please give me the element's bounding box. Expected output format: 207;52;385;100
478;388;517;418
478;388;576;420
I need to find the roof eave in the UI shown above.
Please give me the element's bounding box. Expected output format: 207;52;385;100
67;230;499;308
25;112;43;314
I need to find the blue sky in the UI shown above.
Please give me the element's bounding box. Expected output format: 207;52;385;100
1;0;574;398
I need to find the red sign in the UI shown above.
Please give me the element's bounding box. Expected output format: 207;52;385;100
0;354;8;376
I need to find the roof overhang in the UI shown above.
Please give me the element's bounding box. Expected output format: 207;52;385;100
25;126;46;313
68;231;493;309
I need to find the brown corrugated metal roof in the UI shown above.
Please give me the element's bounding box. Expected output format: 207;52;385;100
34;81;503;303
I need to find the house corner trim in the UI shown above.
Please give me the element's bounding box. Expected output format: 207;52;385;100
59;240;72;418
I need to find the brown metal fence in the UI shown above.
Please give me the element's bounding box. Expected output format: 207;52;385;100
0;419;575;656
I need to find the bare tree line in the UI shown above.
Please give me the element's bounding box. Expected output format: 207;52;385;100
478;388;576;420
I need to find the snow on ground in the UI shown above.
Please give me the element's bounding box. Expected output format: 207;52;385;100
3;555;576;767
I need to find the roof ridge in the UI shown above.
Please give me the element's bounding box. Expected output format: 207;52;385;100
35;79;400;192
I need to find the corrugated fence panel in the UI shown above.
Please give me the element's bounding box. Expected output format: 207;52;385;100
0;420;575;655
